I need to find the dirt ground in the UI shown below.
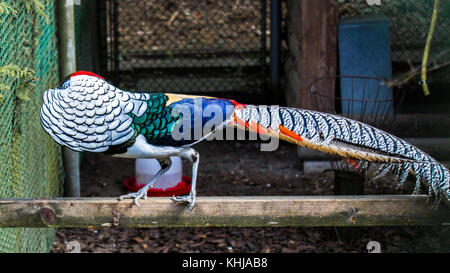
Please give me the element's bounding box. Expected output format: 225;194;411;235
51;140;450;253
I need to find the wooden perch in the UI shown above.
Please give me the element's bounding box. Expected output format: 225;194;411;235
0;195;449;228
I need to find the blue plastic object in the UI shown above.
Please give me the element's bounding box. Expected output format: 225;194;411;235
338;15;393;115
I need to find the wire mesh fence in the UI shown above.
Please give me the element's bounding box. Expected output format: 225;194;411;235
310;75;405;173
0;0;64;252
100;0;449;101
310;75;405;127
101;0;289;102
337;0;450;84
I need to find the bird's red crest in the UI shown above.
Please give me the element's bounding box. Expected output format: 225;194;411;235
71;71;105;80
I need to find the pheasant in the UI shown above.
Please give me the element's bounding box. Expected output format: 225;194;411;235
40;71;450;213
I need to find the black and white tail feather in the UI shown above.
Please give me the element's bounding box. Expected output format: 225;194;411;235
233;105;450;204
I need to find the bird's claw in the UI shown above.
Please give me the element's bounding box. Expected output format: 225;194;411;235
171;194;196;214
118;189;148;206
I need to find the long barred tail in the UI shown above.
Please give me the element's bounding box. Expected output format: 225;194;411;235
230;103;450;202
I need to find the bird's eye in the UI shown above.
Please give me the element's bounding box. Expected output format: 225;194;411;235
61;80;70;89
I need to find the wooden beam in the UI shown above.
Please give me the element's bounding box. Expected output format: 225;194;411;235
284;0;338;110
0;196;449;228
302;0;337;110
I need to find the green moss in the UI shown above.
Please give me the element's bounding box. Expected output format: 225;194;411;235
0;65;38;103
0;65;35;79
23;0;49;24
0;3;17;17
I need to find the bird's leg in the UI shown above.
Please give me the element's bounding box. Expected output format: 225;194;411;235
119;158;172;206
171;148;199;214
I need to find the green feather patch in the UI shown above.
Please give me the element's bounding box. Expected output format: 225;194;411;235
129;93;180;145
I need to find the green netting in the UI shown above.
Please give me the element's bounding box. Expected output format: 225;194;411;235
337;0;450;83
0;0;64;252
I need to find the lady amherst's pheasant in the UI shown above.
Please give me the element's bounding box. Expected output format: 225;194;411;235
40;71;450;213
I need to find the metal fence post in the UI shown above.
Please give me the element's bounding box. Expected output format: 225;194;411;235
58;0;80;197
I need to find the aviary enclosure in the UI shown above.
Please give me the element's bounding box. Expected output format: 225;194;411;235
0;0;450;254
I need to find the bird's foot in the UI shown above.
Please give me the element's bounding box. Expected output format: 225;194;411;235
118;188;148;206
171;194;196;214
